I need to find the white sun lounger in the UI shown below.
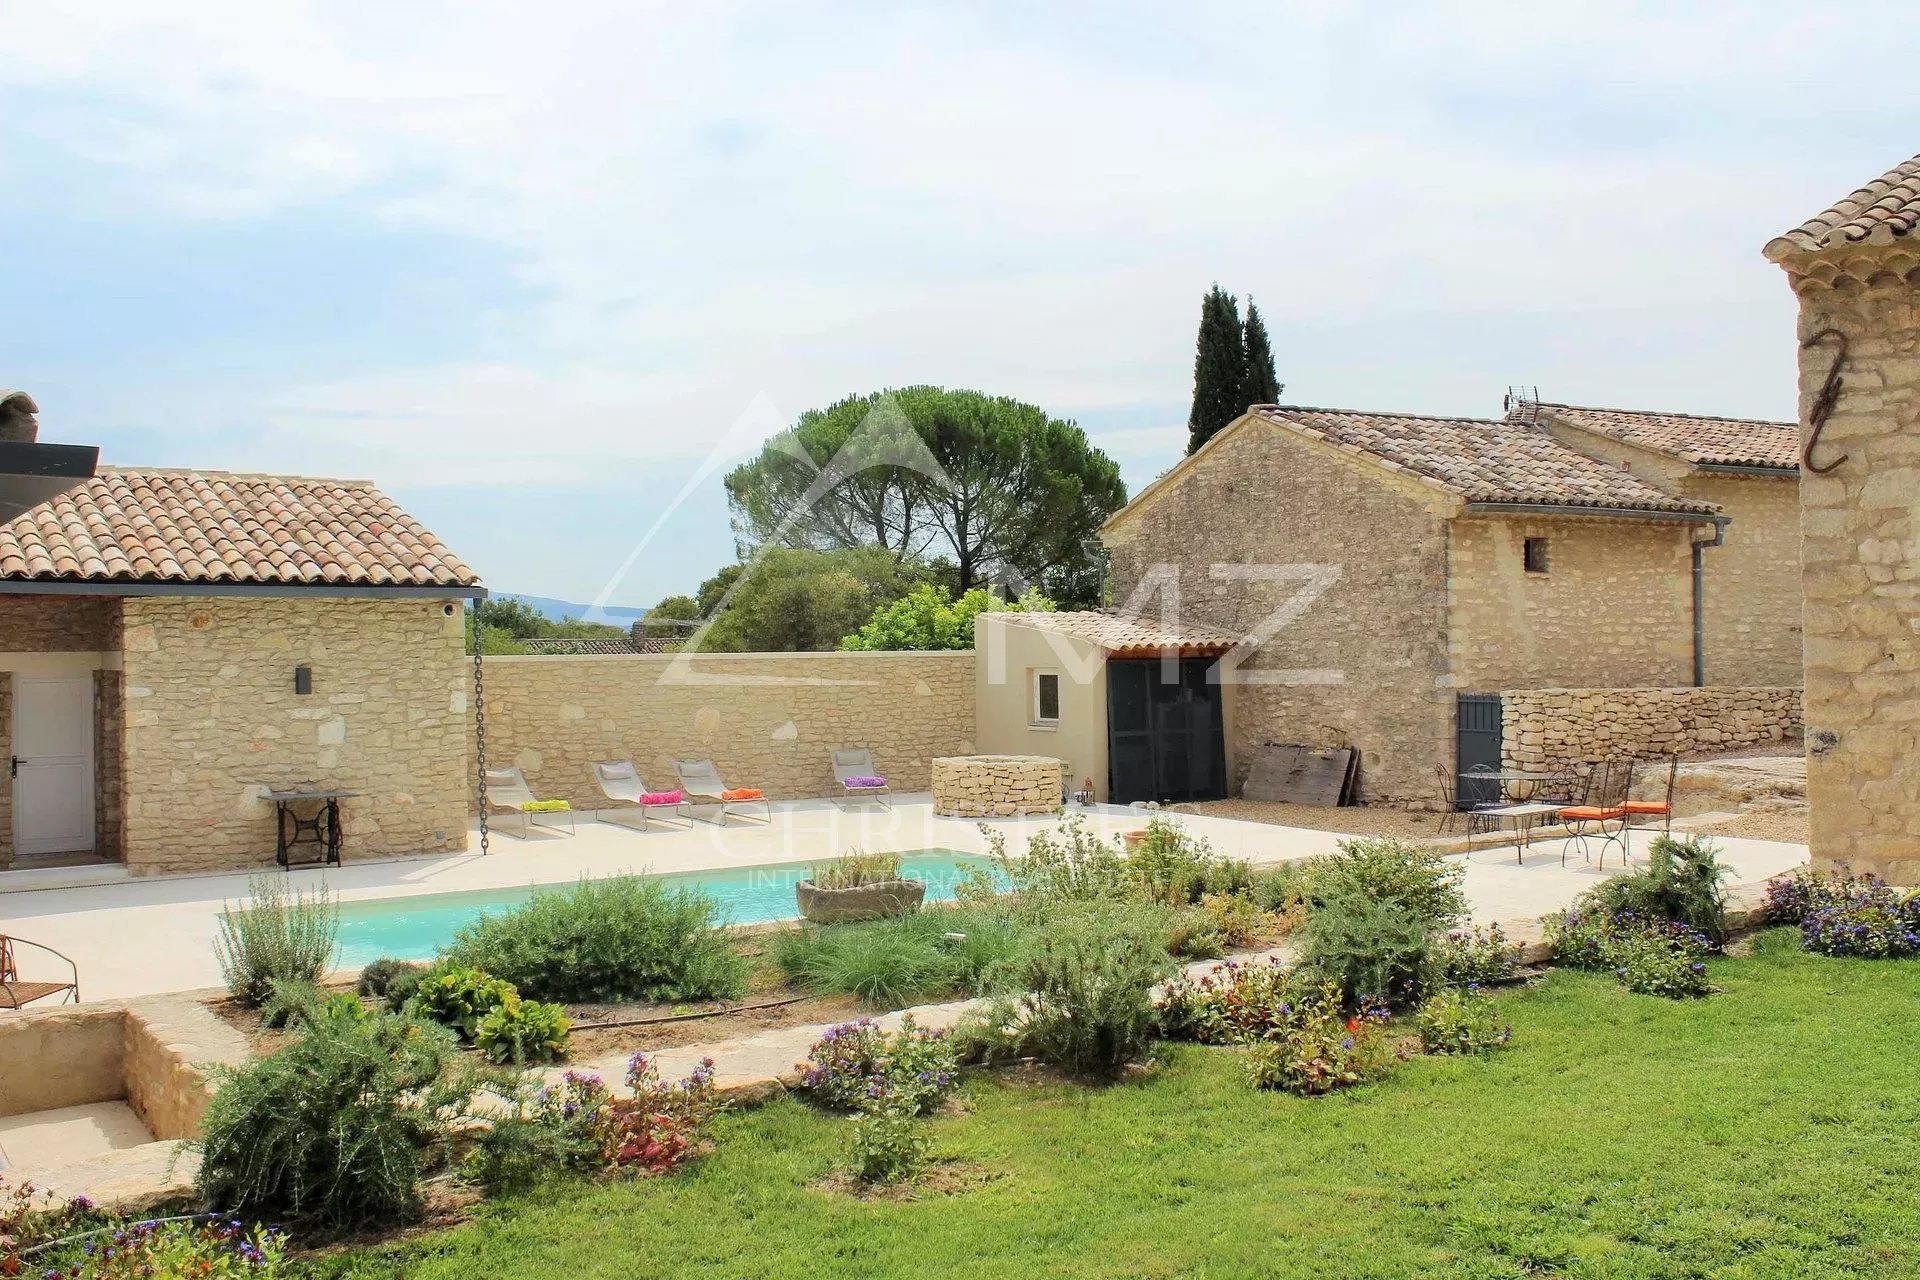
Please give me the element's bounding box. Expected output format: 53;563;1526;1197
671;757;772;824
830;747;891;809
483;765;576;838
590;759;691;831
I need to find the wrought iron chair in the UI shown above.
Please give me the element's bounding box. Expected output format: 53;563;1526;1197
1558;760;1631;867
1435;763;1505;837
1622;756;1679;837
0;935;80;1009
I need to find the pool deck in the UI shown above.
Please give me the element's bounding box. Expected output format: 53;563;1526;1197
0;798;1808;1001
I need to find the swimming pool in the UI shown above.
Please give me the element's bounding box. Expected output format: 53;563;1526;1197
334;850;1002;965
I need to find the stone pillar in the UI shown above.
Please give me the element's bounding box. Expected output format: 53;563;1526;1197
1765;156;1920;883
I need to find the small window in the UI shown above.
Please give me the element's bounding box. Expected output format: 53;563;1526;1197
1031;670;1061;725
1523;537;1550;574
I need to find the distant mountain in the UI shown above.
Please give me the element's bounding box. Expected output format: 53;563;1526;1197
499;593;649;624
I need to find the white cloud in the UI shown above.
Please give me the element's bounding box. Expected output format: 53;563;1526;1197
2;0;1915;498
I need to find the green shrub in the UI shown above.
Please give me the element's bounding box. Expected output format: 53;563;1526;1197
196;1009;471;1230
964;903;1172;1079
444;876;747;1004
848;1098;929;1185
1612;932;1712;998
1127;818;1232;905
809;850;903;889
1436;923;1522;987
411;966;516;1040
356;957;426;1002
1415;986;1512;1054
1588;835;1729;943
1314;837;1468;931
772;907;1025;1008
213;876;339;1007
474;993;572;1064
1245;984;1399;1095
1299;886;1437;1009
976;816;1133;910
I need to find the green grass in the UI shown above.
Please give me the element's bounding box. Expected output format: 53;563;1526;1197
310;931;1920;1279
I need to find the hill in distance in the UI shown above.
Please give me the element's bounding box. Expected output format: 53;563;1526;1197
499;593;650;624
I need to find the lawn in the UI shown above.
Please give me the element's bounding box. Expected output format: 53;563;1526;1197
313;931;1920;1280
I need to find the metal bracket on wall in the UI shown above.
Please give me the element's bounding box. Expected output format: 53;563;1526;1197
1801;327;1849;475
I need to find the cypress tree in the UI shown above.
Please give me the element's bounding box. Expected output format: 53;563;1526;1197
1186;284;1245;454
1239;297;1282;409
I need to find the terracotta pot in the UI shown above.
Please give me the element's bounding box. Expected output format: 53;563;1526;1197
795;877;927;924
1122;829;1151;849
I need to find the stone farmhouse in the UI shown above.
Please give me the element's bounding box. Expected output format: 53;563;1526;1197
1082;401;1802;806
0;467;482;877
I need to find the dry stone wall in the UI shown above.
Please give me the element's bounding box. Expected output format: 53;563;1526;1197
931;754;1062;817
1501;686;1802;770
481;650;975;810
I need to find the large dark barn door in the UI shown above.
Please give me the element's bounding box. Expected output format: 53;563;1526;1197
1455;692;1504;808
1107;658;1226;805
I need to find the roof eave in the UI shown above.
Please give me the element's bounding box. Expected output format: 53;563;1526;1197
1459;501;1727;527
0;579;487;600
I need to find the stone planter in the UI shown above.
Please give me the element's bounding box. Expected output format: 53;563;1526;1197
795;877;927;924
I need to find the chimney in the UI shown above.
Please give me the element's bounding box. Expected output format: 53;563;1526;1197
0;391;40;443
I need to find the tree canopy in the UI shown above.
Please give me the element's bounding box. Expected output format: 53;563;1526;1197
723;387;1125;607
693;546;922;653
840;584;1055;651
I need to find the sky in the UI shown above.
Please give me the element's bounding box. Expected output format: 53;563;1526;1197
2;3;1916;611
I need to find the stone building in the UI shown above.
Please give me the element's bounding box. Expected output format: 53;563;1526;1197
1097;405;1737;804
1525;403;1801;687
1765;151;1920;884
0;467;482;877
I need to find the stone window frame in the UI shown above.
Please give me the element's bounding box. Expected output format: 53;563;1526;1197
1029;669;1061;727
1523;536;1551;575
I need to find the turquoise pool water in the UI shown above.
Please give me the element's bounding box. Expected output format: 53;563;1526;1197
335;850;1001;965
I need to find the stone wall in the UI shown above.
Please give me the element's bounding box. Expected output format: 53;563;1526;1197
0;593;120;651
1501;686;1803;770
480;650;975;810
1102;415;1455;805
931;754;1062;817
118;596;470;875
1449;515;1698;690
1684;474;1804;687
1774;236;1920;883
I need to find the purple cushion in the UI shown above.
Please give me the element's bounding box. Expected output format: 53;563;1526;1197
843;775;887;789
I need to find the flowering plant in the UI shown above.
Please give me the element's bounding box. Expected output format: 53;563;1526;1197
1767;865;1920;958
1155;956;1303;1045
2;1180;99;1275
601;1053;722;1173
1612;934;1712;998
797;1015;957;1114
1436;923;1521;987
1244;982;1404;1096
36;1218;287;1278
1415;985;1512;1053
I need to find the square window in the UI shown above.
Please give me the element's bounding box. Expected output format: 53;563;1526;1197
1523;537;1550;574
1031;670;1061;725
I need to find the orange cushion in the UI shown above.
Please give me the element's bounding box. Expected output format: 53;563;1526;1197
1621;801;1670;814
1559;805;1624;820
721;788;764;801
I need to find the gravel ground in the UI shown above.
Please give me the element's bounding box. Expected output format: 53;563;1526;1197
1171;799;1447;841
1684;808;1810;845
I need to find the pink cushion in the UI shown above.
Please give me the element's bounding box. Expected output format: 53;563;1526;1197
640;790;683;805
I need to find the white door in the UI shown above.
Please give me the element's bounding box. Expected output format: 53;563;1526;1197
11;676;95;857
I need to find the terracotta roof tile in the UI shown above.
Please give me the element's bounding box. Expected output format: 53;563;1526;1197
998;610;1239;657
1250;406;1720;516
1531;403;1798;471
0;468;480;590
1766;153;1920;257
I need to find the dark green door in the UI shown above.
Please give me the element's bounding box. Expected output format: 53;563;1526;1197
1107;658;1226;805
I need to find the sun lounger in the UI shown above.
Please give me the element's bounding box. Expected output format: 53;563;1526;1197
671;757;772;824
590;759;691;831
831;747;891;809
483;765;576;838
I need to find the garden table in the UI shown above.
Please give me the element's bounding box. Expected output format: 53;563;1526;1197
266;788;359;868
1463;768;1555;803
1468;801;1565;864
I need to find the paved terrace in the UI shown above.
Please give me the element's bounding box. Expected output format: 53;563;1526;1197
0;798;1808;1000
